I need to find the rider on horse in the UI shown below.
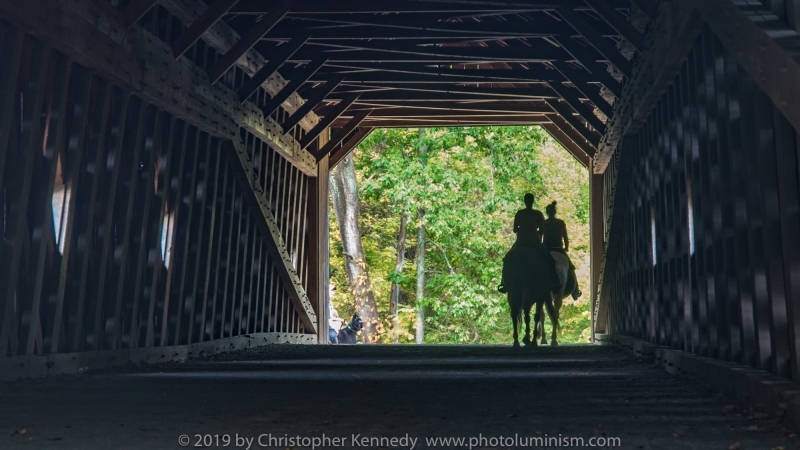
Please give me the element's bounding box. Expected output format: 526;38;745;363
542;201;581;299
498;193;560;294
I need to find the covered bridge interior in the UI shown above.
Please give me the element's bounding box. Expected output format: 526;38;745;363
4;0;800;447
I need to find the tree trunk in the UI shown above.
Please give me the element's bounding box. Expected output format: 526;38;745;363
415;128;427;345
329;155;381;343
390;214;408;343
415;213;425;344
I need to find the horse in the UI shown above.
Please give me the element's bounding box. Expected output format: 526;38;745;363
501;245;558;348
534;251;578;346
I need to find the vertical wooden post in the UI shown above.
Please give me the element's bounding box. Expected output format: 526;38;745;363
308;145;330;344
590;160;604;339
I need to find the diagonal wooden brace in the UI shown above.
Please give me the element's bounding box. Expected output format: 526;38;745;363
224;139;317;334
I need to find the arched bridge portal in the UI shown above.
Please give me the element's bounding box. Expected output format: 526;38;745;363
3;0;800;426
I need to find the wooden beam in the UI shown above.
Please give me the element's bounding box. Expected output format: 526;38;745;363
291;68;562;85
263;13;619;39
546;113;597;156
236;33;310;101
549;82;606;133
233;0;630;14
557;37;623;97
552;61;614;117
326;90;548;103
207;4;291;83
588;0;645;52
307;152;330;344
593;3;702;172
123;0;158;26
281;76;343;133
171;0;240;58
326;105;551;118
296;41;565;63
329;127;373;169
589;165;604;337
299;94;359;149
260;58;327;117
541;123;591;167
630;0;659;20
335;84;557;100
0;0;318;176
224;139;317;333
544;100;601;148
350;118;550;128
317;110;372;159
594;138;635;333
318;100;550;115
557;8;632;77
159;0;320;131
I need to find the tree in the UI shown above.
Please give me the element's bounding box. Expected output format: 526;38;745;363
329;154;381;342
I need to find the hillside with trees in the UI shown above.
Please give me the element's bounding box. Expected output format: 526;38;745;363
329;126;591;344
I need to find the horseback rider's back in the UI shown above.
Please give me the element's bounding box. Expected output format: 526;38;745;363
513;208;544;245
542;218;567;250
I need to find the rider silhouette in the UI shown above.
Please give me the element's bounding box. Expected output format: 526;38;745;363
499;193;560;293
543;201;581;299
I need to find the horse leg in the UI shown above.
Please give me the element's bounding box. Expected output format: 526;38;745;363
522;306;532;346
545;298;559;346
533;301;545;346
509;294;520;348
540;297;553;345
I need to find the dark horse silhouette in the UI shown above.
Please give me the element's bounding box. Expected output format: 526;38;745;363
502;245;558;347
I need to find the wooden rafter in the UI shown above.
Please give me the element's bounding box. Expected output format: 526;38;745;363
329;127;374;168
557;37;623;97
171;0;240;58
541;123;591;167
630;0;658;20
588;0;645;52
123;0;158;26
259;58;327;117
292;69;560;85
232;0;632;14
236;33;310;101
548;82;606;133
207;3;291;83
316;110;372;159
545;112;598;154
295;42;565;64
557;8;632;77
159;0;320;132
320;102;551;117
300;94;359;149
281;76;344;133
552;61;614;117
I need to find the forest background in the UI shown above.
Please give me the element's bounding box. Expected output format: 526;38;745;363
328;126;591;344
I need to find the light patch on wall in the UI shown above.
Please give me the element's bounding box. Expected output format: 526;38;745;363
160;211;176;269
686;181;695;255
651;206;657;267
51;184;71;254
51;152;70;255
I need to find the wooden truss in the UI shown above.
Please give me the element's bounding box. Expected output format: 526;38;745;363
119;0;654;163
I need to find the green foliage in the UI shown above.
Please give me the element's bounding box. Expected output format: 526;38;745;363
329;126;591;344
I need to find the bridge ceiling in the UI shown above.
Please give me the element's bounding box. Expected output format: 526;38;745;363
148;0;654;163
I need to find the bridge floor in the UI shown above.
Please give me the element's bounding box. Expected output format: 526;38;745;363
2;345;797;449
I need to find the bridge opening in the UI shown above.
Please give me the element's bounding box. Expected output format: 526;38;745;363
327;125;593;345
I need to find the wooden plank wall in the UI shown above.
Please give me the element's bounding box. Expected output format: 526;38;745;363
603;25;800;381
0;20;313;357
